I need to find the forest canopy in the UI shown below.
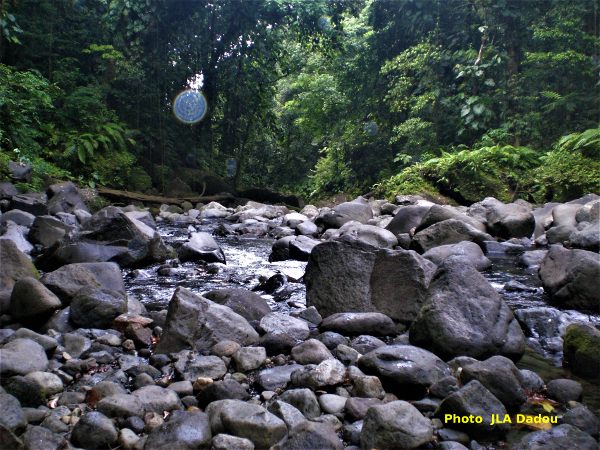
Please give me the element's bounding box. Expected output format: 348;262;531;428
1;0;598;204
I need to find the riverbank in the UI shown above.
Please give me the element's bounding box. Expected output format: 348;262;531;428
0;179;599;449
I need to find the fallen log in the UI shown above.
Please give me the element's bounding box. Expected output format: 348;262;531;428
96;187;236;207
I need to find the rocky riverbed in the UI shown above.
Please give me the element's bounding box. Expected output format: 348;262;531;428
0;179;599;450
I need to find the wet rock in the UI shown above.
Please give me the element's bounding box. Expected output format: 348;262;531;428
28;216;74;248
1;209;36;228
538;245;600;312
292;339;333;365
436;380;509;440
122;416;145;434
385;205;431;235
231;347;267;372
411;219;494;254
256;364;301;391
290;358;346;390
295;220;318;237
0;394;28;434
24;372;63;396
267;400;307;430
335;344;360;365
0;339;49;377
289;235;320;261
155;287;258;355
429;376;460;399
358;345;451;399
306;239;435;324
11;193;48;216
562;403;599;436
338;222;398;249
9;277;62;327
279;388;321;420
563;323;600;378
69;286;127;329
351;376;385;399
520;370;545;393
61;332;91;359
409;256;526;361
258;331;295;356
345;397;382;422
0;424;24;450
361;400;433;450
40;264;102;306
2;220;34;255
220;401;287;448
196;379;249;408
458;356;526;411
350;335;386;355
320;312;397;337
131;385;184;414
259;313;309;342
97;394;145;419
204;288;271;326
546;379;583;404
272;421;344;450
210;341;241;358
316;198;373;229
144;410;212;450
318;394;347;414
569;219;600;252
71;411;118;449
178;232;225;264
423;241;491;271
21;425;65;450
416;205;487;234
212;434;254;450
7;328;58;353
516;250;548;269
316;332;349;350
512;424;599;450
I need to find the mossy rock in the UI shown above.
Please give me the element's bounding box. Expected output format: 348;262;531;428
563;323;600;379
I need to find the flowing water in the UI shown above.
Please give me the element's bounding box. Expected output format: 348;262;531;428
123;220;600;421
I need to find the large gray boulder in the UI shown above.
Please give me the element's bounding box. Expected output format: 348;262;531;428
0;394;28;434
305;238;436;324
384;205;431;235
220;401;287;448
538;245;600;311
563;323;600;378
28;215;75;248
40;264;102;305
409;256;526;361
259;313;310;342
458;356;526;411
204;288;271;326
358;345;451;399
468;197;535;239
320;312;397;337
569;219;600;252
290;358;346;390
512;424;600;450
0;239;39;314
155;287;259;355
436;380;509;440
0;339;48;377
416;205;487;233
272;421;343;450
70;412;118;450
0;209;36;228
9;277;62;326
36;206;173;270
316;198;373;229
361;401;433;450
178;232;226;264
46;182;88;214
69;286;127;329
411;219;494;254
1;219;34;254
144;410;212;450
11;193;48;216
422;240;491;271
131;385;183;414
338;223;398;249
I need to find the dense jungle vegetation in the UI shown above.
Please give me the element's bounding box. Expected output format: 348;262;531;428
0;0;599;204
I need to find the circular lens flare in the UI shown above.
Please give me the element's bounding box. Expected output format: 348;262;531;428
318;17;330;30
173;90;207;124
365;122;378;136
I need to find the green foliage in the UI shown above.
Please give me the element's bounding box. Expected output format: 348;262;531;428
378;143;542;204
534;125;600;202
